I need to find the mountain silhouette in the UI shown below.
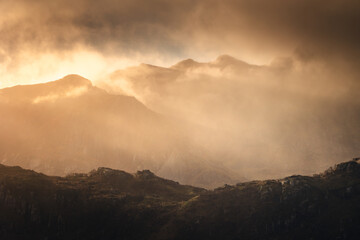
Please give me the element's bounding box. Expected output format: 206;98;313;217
0;159;359;239
102;55;360;180
0;75;240;188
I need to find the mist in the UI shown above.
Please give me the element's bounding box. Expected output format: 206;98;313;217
1;1;360;239
98;55;360;179
1;0;360;185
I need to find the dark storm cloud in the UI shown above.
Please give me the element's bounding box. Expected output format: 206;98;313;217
1;0;359;67
229;0;360;61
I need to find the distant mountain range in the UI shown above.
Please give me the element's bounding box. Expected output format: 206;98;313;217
0;74;240;188
1;55;360;187
101;55;360;179
0;159;359;239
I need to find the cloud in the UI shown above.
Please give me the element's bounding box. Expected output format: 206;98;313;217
32;85;89;104
1;0;359;86
100;55;360;179
1;0;359;180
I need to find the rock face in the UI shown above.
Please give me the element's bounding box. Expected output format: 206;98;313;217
0;159;359;239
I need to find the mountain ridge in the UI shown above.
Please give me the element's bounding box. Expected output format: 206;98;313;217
0;158;359;239
102;55;360;180
0;74;241;188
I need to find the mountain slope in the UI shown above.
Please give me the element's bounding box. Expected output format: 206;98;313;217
0;75;240;188
0;159;359;239
101;55;360;179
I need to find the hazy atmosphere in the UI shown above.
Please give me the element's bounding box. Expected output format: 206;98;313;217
2;0;360;86
1;0;360;187
1;1;360;239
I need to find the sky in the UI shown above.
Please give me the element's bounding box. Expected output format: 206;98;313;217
1;0;359;88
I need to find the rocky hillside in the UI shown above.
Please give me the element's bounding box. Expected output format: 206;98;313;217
0;159;359;239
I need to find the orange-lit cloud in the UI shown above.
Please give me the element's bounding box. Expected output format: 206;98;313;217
99;55;360;179
1;0;360;184
1;0;359;87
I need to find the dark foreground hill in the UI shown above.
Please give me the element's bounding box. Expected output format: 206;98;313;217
0;159;360;240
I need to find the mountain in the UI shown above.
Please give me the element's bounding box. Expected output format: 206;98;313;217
0;75;240;188
171;58;205;70
0;159;359;239
101;55;360;180
0;74;93;103
170;55;253;71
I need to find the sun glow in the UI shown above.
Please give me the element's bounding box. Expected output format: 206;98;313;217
0;48;138;89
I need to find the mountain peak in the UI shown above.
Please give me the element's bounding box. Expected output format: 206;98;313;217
215;54;237;62
171;58;202;70
212;54;253;69
56;74;92;87
0;74;93;103
214;54;241;65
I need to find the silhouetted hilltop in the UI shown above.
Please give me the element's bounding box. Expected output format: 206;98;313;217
0;159;359;239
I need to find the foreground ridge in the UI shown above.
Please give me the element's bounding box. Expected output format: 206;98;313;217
0;159;359;239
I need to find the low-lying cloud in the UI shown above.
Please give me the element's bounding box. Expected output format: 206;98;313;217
99;55;360;179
